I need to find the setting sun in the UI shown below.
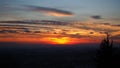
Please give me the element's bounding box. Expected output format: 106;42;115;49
50;37;69;44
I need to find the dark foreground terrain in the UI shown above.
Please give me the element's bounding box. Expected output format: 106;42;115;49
0;42;120;68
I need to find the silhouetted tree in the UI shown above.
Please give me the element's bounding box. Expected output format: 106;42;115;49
95;33;113;68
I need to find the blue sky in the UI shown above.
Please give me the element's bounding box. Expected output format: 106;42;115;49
0;0;120;24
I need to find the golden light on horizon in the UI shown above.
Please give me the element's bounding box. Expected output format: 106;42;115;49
50;37;69;44
0;37;102;45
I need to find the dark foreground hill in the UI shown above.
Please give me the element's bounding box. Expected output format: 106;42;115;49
0;42;98;68
0;42;120;68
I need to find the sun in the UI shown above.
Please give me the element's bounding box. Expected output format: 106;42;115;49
50;37;69;44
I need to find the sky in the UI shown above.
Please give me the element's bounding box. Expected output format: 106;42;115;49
0;0;120;45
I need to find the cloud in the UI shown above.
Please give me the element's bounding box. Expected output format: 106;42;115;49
0;27;32;35
90;32;94;34
91;15;102;19
0;5;74;18
26;5;74;17
113;24;120;27
0;19;120;41
67;33;82;38
41;20;68;25
72;22;120;32
33;31;42;33
0;30;17;33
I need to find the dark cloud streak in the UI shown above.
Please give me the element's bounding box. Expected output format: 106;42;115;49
25;5;74;17
91;15;102;19
0;30;17;33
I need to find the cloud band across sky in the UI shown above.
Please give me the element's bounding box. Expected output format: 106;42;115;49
0;20;120;44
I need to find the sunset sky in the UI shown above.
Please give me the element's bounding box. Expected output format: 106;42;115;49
0;0;120;44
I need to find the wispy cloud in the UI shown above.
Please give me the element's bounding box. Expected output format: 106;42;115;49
0;5;74;18
0;30;17;33
25;5;74;17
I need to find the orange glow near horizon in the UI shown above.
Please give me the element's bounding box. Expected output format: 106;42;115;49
0;37;102;45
